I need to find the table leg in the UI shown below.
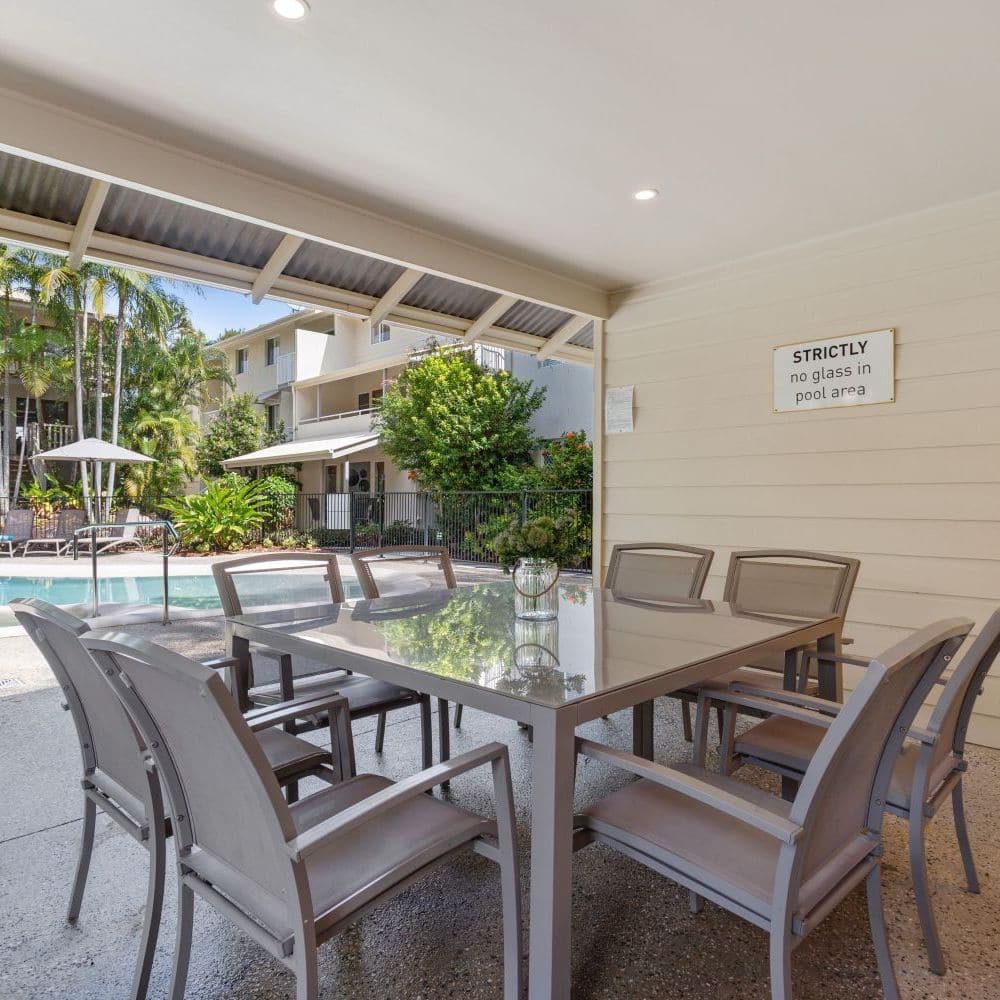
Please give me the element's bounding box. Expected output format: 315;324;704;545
632;701;654;759
816;631;842;701
528;708;577;1000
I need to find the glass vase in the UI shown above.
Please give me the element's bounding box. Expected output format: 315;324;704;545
512;558;559;620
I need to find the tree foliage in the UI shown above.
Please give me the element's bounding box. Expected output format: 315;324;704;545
195;392;280;480
375;347;545;492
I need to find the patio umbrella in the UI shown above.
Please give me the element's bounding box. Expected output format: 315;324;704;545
33;436;154;524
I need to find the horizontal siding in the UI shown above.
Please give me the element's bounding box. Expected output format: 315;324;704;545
603;196;1000;747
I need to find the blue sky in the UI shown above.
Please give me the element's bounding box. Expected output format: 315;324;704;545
168;281;296;341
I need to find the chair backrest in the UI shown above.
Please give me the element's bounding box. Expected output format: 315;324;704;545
352;545;457;599
604;543;714;601
724;549;860;620
11;598;149;810
789;618;972;898
57;507;86;537
4;508;34;542
926;608;1000;768
212;551;346;616
81;633;298;913
120;507;141;539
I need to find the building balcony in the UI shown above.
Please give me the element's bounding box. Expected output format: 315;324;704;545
295;407;376;440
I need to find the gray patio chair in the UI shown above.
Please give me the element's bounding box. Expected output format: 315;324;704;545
83;631;523;1000
12;597;348;1000
214;551;436;770
0;507;34;556
76;506;145;555
704;607;1000;975
351;544;463;747
604;543;715;746
684;549;860;754
574;617;972;1000
22;507;86;556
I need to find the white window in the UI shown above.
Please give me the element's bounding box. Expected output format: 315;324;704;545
265;337;279;366
371;322;391;345
236;348;249;375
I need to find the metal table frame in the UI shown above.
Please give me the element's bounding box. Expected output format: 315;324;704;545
228;594;841;999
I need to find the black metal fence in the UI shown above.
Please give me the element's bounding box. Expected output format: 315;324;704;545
283;489;593;571
1;489;594;571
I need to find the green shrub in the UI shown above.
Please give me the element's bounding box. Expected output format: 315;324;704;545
161;479;268;552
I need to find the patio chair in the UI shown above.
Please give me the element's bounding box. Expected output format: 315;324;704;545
574;617;972;1000
351;545;462;749
684;549;860;752
604;543;715;746
12;597;348;1000
76;506;145;555
0;507;34;556
214;551;437;770
22;507;86;556
703;607;1000;975
82;631;523;1000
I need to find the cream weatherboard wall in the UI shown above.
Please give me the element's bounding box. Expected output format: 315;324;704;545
600;191;1000;748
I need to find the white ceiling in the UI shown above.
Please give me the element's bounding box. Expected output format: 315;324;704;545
1;1;999;292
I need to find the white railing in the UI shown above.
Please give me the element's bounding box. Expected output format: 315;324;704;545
276;352;296;385
298;406;375;426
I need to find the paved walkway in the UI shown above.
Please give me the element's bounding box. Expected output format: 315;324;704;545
1;568;998;998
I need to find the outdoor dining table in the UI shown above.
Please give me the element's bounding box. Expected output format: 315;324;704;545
227;579;842;999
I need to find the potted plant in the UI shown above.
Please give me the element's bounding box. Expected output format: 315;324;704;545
490;515;576;620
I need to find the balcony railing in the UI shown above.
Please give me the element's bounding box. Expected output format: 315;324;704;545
276;353;296;385
298;406;376;427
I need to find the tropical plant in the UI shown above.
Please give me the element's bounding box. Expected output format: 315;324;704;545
196;392;280;479
161;479;268;552
376;346;545;492
219;472;296;535
540;431;593;490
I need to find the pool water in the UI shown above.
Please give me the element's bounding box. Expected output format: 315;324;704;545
0;572;362;627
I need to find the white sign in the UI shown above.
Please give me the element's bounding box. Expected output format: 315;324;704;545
773;329;895;413
605;384;634;434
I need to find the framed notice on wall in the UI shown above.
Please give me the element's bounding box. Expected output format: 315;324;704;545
773;329;895;413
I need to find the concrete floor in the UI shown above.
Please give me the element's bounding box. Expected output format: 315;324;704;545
1;582;998;998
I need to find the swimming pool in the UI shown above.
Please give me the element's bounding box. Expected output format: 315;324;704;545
0;572;363;627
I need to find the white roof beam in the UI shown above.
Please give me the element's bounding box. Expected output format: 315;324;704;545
250;233;304;303
462;294;518;344
67;178;110;268
536;314;592;361
367;267;423;329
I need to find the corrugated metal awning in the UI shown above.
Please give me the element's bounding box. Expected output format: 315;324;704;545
222;433;379;469
0;148;596;365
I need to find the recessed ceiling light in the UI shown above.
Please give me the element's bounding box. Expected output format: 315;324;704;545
272;0;310;20
633;188;659;202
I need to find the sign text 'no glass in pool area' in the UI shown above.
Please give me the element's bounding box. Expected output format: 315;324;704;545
773;328;895;413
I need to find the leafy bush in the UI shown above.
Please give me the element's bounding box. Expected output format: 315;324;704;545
161;479;268;552
196;393;282;479
540;431;593;490
21;476;84;515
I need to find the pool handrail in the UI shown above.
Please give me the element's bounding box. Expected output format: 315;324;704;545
71;519;180;624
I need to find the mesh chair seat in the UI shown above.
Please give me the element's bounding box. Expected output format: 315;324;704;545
249;672;420;716
735;716;961;812
291;774;493;935
580;765;877;923
255;728;333;784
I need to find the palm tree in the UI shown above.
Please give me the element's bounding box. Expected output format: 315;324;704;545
104;268;173;519
0;244;18;504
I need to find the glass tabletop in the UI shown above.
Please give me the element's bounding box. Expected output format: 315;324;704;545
229;580;837;709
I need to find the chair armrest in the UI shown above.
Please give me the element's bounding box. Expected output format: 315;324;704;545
575;738;803;845
728;684;843;717
201;656;239;672
698;689;835;731
800;648;872;668
244;693;348;732
907;726;938;747
286;742;509;860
